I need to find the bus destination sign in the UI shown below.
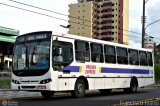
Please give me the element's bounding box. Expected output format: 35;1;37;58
16;32;51;42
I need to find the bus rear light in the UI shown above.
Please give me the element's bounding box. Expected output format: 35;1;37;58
36;85;46;90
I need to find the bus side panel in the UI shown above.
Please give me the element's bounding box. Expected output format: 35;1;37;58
57;78;85;91
144;78;155;86
95;78;103;89
68;78;77;90
87;78;95;90
137;78;145;87
57;78;69;91
104;78;130;89
114;78;130;88
105;78;115;89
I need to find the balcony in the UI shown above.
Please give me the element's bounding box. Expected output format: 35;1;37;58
92;18;98;21
93;2;97;5
92;24;97;27
92;29;97;32
101;12;113;15
101;23;112;26
92;35;97;39
92;12;97;15
101;29;112;32
102;35;112;38
102;6;112;10
92;6;97;10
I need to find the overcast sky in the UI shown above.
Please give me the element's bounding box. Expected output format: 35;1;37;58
0;0;160;47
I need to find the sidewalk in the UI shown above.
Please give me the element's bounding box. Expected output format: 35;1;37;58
0;90;40;99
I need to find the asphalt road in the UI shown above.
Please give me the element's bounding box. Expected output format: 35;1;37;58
1;88;160;106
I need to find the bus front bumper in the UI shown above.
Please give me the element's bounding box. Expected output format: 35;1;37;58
11;82;52;91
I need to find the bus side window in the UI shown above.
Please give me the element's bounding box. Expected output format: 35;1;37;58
117;47;128;64
139;51;148;66
52;41;73;70
75;40;90;62
147;52;153;66
129;49;139;65
104;45;116;63
90;43;104;63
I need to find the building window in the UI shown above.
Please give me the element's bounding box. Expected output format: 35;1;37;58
91;43;104;62
75;40;90;62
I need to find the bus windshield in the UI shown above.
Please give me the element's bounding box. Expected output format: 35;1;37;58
13;40;50;71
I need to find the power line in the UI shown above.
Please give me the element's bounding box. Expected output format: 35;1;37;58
9;0;92;23
1;2;159;42
8;0;145;33
1;2;143;36
119;28;141;35
9;0;143;23
0;3;91;28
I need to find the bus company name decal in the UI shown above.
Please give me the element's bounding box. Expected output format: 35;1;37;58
85;65;96;74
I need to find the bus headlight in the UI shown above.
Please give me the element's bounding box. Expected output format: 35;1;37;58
12;79;20;84
40;78;52;84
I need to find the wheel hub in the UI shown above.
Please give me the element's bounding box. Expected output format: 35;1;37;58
77;84;84;94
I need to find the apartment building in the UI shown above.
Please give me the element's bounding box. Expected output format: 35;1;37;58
68;0;129;44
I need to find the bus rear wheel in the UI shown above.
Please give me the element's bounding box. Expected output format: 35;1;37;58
124;78;138;93
71;79;86;98
41;91;54;98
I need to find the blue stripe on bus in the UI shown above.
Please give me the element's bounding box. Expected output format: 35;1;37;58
59;66;80;72
58;66;149;74
101;68;149;74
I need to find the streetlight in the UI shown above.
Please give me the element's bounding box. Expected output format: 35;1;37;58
144;19;160;49
60;25;71;34
145;19;160;32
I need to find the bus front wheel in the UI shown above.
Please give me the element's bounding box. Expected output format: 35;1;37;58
41;91;54;98
71;79;86;98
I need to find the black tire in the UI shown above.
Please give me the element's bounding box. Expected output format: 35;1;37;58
99;89;112;95
41;91;54;98
124;78;138;93
71;79;86;98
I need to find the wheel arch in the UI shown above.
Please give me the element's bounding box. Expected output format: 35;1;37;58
76;76;89;90
131;76;139;87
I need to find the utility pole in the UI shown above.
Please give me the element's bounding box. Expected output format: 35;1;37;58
142;0;146;48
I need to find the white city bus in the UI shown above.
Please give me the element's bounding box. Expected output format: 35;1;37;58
11;31;155;98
